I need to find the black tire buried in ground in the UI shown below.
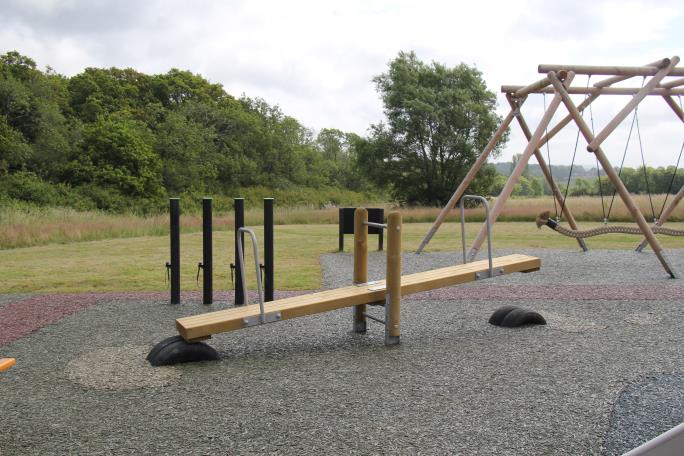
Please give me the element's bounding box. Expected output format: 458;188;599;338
147;335;219;366
500;308;547;328
488;305;519;325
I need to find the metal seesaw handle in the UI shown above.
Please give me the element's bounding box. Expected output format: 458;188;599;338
236;227;266;322
459;195;493;277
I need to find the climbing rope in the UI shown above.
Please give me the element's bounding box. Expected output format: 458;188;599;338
535;211;684;238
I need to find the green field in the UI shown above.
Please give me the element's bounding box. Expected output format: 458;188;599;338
2;221;683;293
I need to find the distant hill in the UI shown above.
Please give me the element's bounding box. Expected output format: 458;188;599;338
492;162;600;182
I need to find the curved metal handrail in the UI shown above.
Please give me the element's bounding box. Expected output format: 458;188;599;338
236;227;265;322
459;195;494;278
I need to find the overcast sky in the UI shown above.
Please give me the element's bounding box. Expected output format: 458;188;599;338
1;0;682;168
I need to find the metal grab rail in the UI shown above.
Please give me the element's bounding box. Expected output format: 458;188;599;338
236;227;266;322
363;221;388;230
459;195;499;279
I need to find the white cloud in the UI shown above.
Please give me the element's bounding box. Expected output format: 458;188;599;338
0;0;682;166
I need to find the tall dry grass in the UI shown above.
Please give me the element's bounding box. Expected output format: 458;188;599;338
2;195;682;249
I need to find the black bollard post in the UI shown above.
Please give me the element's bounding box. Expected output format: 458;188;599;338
234;198;245;305
264;198;274;302
170;198;181;304
202;198;213;305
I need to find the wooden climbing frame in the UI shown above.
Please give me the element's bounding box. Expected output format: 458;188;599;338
417;57;683;279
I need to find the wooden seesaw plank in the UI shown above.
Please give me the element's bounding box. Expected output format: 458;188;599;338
176;254;540;341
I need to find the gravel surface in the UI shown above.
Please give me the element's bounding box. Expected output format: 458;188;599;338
602;373;684;455
1;248;682;455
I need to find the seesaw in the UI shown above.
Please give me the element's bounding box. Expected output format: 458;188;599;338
148;202;541;366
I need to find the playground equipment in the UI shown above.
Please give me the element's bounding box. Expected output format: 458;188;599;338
230;198;275;305
148;207;541;366
166;197;215;305
339;207;384;251
417;57;683;279
488;306;546;327
165;197;275;305
536;211;684;238
0;358;16;372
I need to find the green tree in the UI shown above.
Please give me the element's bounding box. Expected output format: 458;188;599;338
68;117;162;200
364;51;506;205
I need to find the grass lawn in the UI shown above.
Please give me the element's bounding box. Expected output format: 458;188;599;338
1;221;683;293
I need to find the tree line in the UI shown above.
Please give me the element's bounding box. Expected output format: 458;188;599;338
0;51;377;212
1;50;511;212
6;49;676;213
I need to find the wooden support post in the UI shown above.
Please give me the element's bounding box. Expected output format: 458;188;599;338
540;59;669;144
661;77;684;89
662;96;684;123
385;211;402;345
466;73;574;261
353;208;368;333
594;59;670;88
636;184;684;252
538;61;683;76
416;107;518;254
506;94;588;251
548;71;679;278
539;92;601;146
512;76;552;98
499;86;684;96
588;57;680;152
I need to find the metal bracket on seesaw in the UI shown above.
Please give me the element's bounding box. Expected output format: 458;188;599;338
243;312;282;327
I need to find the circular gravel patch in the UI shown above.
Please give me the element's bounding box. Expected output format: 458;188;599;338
544;312;608;333
65;345;180;390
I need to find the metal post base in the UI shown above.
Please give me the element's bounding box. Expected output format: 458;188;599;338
384;334;400;346
353;320;367;333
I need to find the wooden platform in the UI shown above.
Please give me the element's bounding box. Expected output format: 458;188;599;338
176;254;540;341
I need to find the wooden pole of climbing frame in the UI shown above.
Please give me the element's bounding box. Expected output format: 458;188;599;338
662;96;684;123
353;208;368;332
538;59;672;144
385;211;402;345
593;59;668;88
538;61;683;77
548;71;679;278
513;75;553;98
466;73;574;262
506;94;588;252
500;86;684;96
661;78;684;89
588;57;680;152
635;184;684;252
415;107;517;254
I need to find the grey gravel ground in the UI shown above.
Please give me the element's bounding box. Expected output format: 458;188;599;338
602;373;684;456
1;249;682;455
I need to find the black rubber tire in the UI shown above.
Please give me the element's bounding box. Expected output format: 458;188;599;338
147;337;219;366
146;335;184;361
488;305;519;326
500;308;547;327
